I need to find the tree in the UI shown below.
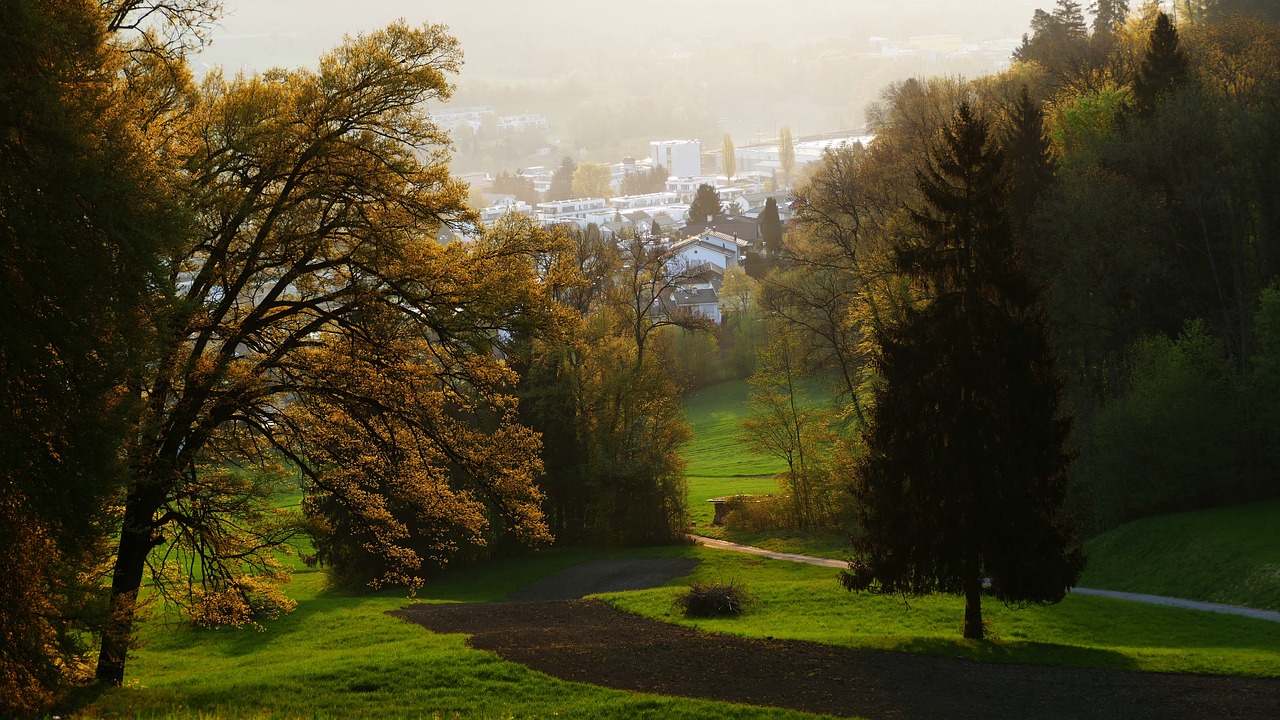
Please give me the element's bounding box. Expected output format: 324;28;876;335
491;171;539;205
688;183;724;223
758;196;784;253
779;125;796;186
95;22;557;685
842;103;1083;640
572;160;614;199
1130;12;1188;118
722;133;737;181
0;0;192;708
1091;0;1130;37
740;330;839;528
548;155;577;200
620;164;669;196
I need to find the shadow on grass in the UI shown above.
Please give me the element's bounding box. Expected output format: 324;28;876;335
888;636;1143;672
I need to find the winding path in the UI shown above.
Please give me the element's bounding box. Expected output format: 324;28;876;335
694;535;1280;622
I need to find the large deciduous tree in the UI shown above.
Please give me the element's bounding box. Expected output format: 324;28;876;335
842;103;1083;640
96;22;557;684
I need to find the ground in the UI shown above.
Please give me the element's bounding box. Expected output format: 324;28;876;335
390;559;1280;720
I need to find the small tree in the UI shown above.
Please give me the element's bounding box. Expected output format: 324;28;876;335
779;125;796;187
548;156;577;200
843;103;1083;640
572;160;614;199
722;133;737;181
758;196;783;253
688;183;724;223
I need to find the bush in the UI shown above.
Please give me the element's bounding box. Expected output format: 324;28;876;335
675;580;752;617
722;494;789;532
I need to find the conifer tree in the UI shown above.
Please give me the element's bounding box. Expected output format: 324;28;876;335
1131;11;1188;118
689;183;724;223
842;103;1083;640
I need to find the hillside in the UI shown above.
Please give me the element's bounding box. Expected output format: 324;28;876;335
1080;500;1280;611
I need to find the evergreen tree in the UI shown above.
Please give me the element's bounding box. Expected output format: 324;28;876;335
1001;87;1055;240
1131;11;1188;118
759;196;783;252
548;156;577;200
689;183;724;223
1090;0;1130;36
842;103;1083;640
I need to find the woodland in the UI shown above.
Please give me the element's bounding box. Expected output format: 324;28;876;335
2;0;1279;715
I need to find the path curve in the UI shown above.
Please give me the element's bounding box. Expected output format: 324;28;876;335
694;535;1280;623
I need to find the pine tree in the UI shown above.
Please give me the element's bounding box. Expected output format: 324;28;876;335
1002;87;1055;240
1131;11;1188;118
758;196;783;253
842;103;1083;640
689;183;724;223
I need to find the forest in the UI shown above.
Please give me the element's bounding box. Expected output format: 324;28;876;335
2;0;1279;715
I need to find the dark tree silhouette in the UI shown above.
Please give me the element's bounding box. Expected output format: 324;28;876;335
688;183;724;223
1131;12;1188;119
758;196;783;252
842;103;1083;640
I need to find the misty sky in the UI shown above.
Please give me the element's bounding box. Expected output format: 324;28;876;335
193;1;1069;156
197;1;1062;76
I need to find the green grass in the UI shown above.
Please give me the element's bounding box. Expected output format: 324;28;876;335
684;379;786;479
76;548;834;720
602;547;1280;679
1080;499;1280;611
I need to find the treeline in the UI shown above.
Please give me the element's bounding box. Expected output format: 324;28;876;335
749;0;1280;535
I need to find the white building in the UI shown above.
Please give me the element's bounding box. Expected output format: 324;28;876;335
535;197;615;228
670;230;752;272
651;139;702;178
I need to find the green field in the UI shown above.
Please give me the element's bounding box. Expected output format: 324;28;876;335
683;379;786;525
1081;499;1280;611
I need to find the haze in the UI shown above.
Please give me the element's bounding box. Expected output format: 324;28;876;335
196;1;1063;171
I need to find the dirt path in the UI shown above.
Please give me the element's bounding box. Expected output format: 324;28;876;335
391;599;1280;719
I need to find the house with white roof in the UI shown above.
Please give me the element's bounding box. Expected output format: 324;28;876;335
670;230;752;272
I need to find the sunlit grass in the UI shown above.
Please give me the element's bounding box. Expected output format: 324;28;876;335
602;548;1280;678
77;552;834;720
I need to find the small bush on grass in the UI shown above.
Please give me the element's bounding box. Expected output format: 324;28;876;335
676;580;752;617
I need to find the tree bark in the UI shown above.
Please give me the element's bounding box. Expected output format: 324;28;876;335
95;494;158;685
963;571;984;641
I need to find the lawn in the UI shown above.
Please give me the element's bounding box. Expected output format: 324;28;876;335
601;547;1280;679
1080;499;1280;611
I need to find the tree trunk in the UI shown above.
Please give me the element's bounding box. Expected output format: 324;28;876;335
95;495;157;685
963;572;984;641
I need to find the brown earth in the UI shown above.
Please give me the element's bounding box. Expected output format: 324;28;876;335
390;598;1280;720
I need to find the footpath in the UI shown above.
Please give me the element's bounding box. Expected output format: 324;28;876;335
693;535;1280;623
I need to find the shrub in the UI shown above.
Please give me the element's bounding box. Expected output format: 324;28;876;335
676;580;752;617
